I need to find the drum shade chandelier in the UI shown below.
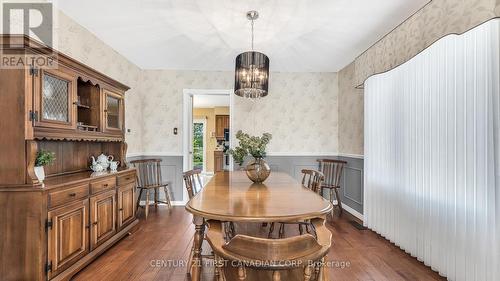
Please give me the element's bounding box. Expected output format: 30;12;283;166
234;11;270;99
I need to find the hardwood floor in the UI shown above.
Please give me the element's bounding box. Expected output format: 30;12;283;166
73;206;445;281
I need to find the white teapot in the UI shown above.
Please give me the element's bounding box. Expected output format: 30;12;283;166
92;153;114;169
90;162;105;172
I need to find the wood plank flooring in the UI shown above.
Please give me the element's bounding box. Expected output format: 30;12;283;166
73;206;446;281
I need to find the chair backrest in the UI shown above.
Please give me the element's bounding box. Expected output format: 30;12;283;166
130;159;163;188
182;169;202;199
317;159;347;187
205;218;331;281
301;169;325;194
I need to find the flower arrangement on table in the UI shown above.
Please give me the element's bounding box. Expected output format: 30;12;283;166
228;130;272;182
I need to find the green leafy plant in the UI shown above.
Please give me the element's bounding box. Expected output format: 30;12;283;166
35;150;56;167
228;130;272;166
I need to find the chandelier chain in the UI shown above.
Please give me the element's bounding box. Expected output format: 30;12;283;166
251;18;254;50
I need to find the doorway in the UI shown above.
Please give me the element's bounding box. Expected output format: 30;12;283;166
182;89;233;202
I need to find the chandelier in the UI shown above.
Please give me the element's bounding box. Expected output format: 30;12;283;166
234;11;270;99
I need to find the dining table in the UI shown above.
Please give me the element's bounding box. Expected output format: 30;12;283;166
185;171;333;281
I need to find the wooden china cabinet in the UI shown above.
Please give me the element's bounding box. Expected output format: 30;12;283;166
0;35;138;281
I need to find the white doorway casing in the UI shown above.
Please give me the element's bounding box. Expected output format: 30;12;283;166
182;89;234;204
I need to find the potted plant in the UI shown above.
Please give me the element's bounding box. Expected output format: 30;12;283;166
34;150;56;182
228;130;272;183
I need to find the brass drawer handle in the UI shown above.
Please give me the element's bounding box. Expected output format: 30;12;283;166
125;177;131;181
103;184;109;187
68;193;76;197
93;222;98;225
119;208;123;211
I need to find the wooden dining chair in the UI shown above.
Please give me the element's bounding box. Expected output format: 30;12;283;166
317;159;347;216
183;169;222;277
130;159;172;219
206;218;332;281
269;169;325;239
182;169;203;200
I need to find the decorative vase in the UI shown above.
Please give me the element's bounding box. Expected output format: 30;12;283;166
246;158;271;183
34;166;45;182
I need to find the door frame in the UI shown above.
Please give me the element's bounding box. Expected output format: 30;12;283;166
182;89;234;204
192;117;207;173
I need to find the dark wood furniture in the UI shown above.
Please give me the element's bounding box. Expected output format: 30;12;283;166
185;171;333;281
0;35;138;281
214;150;224;172
206;218;331;281
130;159;172;219
317;159;347;216
215;115;229;140
269;169;325;239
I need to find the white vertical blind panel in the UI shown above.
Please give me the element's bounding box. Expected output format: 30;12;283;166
364;19;500;281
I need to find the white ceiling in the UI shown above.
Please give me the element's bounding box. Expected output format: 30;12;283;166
56;0;429;72
193;95;230;108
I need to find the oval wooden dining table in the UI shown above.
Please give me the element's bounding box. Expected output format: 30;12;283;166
185;171;333;281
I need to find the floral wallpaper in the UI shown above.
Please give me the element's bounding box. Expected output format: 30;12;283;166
55;12;143;153
140;70;339;155
338;63;363;156
140;70;232;154
354;0;500;86
233;72;338;154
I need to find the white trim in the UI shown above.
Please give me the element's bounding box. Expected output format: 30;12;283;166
342;204;364;221
183;89;233;203
337;153;364;159
139;200;185;206
171;201;186;206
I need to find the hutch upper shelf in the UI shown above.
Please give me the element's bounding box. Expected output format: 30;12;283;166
0;34;129;143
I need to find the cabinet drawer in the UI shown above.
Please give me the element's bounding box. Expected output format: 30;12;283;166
48;183;89;209
117;172;136;186
90;177;116;194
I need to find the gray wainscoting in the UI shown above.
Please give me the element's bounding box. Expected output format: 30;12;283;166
127;156;184;202
127;155;364;215
265;156;364;215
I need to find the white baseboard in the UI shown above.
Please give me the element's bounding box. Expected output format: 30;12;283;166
342;204;364;221
171;200;186;206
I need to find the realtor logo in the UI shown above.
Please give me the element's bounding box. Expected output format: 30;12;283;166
0;1;57;69
2;2;53;47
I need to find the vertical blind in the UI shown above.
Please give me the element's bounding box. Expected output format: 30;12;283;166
364;19;499;281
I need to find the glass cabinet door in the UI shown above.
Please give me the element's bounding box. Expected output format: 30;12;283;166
35;69;76;129
103;90;123;132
